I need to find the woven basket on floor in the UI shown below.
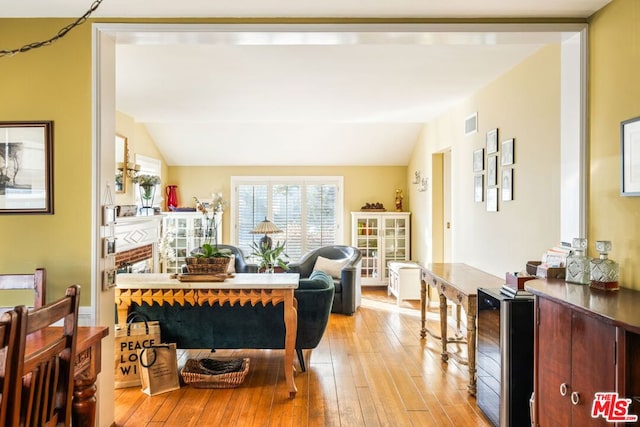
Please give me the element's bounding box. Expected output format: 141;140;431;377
181;358;250;389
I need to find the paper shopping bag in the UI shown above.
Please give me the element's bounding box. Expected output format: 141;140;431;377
114;313;161;388
138;343;181;396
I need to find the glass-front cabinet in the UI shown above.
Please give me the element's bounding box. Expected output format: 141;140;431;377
351;212;410;286
161;212;222;274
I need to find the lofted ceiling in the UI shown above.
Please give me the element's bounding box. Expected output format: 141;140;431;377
3;1;610;166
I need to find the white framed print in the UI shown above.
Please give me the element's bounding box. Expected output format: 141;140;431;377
474;174;484;202
502;168;513;201
473;148;484;172
486;187;498;212
486;128;498;154
621;117;640;195
501;138;514;166
487;155;498;187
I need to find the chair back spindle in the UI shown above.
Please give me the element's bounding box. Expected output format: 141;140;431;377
9;285;80;427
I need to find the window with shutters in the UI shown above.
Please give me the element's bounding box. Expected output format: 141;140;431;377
231;176;343;262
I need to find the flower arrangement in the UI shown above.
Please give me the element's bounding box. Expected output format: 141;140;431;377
133;174;161;187
211;192;227;212
133;174;161;203
191;196;232;258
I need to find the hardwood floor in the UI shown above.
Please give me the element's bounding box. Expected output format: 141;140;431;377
114;287;491;426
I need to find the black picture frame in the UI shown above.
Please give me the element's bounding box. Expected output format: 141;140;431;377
473;148;484;172
501;138;514;166
487;155;498;187
0;121;54;214
486;128;498;154
502;168;513;201
474;174;484;202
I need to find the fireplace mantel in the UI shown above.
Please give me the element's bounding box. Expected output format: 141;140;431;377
114;215;163;272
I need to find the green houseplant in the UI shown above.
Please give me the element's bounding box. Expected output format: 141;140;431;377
250;241;289;273
184;197;232;274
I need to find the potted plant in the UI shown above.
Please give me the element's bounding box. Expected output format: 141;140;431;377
250;241;289;273
184;197;232;274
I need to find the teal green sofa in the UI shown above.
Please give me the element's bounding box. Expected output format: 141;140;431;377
128;270;334;372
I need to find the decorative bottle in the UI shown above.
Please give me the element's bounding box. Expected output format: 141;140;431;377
565;238;590;285
589;240;619;290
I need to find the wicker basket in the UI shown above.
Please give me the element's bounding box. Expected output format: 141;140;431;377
181;358;250;389
185;257;230;274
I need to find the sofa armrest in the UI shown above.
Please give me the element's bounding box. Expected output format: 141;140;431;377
287;263;302;274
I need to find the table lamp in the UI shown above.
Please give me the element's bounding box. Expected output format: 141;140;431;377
250;217;283;249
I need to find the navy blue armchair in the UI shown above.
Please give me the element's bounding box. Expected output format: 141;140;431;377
287;246;362;315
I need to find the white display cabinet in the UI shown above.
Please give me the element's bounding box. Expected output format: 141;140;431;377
351;212;410;286
161;211;222;274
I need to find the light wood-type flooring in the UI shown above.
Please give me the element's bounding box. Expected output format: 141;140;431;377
114;287;491;426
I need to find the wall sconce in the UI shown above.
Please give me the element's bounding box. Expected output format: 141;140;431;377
412;171;421;185
117;160;140;178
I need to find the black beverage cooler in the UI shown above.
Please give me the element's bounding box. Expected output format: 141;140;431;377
477;287;534;427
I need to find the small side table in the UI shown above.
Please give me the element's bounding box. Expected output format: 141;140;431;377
388;261;421;305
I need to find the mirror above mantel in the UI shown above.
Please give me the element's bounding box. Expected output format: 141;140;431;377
115;134;140;194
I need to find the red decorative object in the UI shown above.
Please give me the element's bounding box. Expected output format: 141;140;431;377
165;185;178;210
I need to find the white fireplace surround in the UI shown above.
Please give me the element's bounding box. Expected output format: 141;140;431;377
114;215;163;273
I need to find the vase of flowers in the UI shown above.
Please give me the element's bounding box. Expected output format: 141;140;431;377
133;174;161;207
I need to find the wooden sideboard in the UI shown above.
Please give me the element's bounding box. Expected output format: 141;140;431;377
525;279;640;426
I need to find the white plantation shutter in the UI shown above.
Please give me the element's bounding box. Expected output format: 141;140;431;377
237;184;268;253
233;177;342;262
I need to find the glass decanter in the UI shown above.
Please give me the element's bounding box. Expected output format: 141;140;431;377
565;238;590;285
589;240;619;290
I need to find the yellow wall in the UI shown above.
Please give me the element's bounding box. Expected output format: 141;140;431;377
0;20;93;306
115;111;168;205
589;0;640;289
168;165;407;243
409;44;562;277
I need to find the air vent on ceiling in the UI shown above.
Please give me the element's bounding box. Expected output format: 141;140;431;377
464;112;478;135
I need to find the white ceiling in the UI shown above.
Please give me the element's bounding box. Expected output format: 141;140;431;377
3;1;611;166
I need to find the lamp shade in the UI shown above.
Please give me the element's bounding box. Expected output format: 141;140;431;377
250;218;283;235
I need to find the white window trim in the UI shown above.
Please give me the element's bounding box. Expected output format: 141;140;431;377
230;175;344;248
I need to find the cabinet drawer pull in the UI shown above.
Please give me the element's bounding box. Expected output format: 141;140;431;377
560;383;568;396
571;391;580;405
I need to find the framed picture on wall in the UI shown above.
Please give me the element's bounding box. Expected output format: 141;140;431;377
473;148;484;172
502;168;513;201
621;117;640;195
486;128;498;154
102;205;116;225
103;237;117;257
486;187;498;212
474;174;484;202
487;155;498;187
102;267;117;291
501;138;514;166
0;121;54;214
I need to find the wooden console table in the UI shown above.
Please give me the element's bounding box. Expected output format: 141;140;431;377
26;326;109;427
420;263;503;396
115;273;300;397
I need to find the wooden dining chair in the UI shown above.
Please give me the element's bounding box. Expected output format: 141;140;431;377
8;285;80;427
0;308;22;425
0;268;46;309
